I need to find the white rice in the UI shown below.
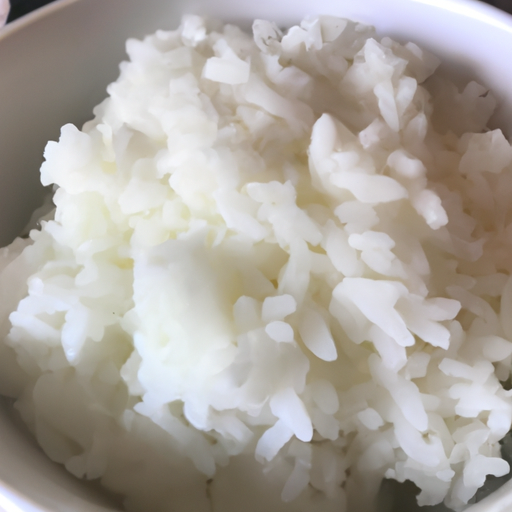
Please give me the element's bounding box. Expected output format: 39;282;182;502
1;13;512;512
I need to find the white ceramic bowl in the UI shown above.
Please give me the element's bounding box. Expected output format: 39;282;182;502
1;0;512;511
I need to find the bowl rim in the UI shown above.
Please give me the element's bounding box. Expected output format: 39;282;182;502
0;0;512;512
0;479;52;512
1;0;512;42
0;0;79;41
409;0;512;31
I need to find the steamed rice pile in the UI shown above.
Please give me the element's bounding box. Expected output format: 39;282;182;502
2;14;512;512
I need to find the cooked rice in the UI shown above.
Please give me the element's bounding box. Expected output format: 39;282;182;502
1;14;512;512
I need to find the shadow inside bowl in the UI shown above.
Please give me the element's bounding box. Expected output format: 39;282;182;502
0;396;123;512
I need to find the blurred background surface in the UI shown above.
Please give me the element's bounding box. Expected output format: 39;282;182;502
5;0;512;22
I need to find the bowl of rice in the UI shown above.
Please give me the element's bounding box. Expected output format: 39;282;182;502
2;0;512;511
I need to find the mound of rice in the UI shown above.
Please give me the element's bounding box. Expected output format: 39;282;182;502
1;14;512;512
